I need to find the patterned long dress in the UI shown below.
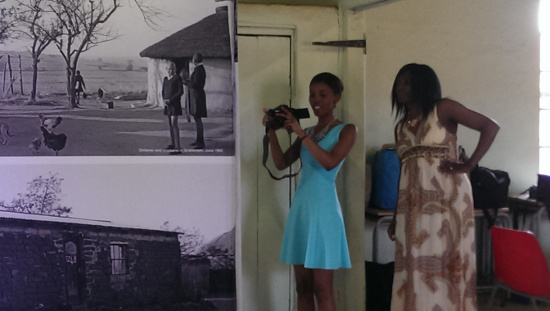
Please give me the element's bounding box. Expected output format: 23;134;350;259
390;106;477;311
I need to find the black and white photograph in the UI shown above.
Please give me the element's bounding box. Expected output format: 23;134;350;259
0;0;238;310
0;0;236;156
0;158;237;310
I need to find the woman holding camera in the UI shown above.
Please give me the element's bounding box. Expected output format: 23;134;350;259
263;72;356;311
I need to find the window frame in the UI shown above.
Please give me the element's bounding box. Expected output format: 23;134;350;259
110;242;128;275
540;0;550;174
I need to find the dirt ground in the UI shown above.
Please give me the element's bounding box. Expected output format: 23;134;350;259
0;95;234;157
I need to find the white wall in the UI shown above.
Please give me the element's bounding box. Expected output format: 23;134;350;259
353;0;540;194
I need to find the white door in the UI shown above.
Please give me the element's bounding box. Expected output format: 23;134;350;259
238;33;296;311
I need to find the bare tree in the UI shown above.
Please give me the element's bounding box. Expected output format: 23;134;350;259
12;0;61;102
0;172;72;216
48;0;160;108
0;0;18;43
162;221;205;255
179;227;204;255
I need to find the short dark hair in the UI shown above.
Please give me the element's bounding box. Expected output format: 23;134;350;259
391;63;442;120
310;72;344;96
193;53;203;63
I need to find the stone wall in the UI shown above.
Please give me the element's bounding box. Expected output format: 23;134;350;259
0;218;182;311
0;230;67;311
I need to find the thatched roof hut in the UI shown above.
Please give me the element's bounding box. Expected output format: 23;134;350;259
198;227;235;255
139;7;232;60
139;6;234;115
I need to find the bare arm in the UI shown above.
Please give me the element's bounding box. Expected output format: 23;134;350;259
298;124;357;170
263;109;301;170
266;129;301;170
387;125;401;241
280;107;357;171
437;98;500;174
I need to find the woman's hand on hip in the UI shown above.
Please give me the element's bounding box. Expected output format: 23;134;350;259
387;218;396;241
438;160;470;175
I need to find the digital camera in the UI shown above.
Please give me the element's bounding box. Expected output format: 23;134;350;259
267;105;310;130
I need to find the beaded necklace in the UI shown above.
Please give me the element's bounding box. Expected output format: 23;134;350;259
405;114;423;128
307;118;336;143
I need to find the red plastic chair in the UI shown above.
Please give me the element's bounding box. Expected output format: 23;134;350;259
489;226;550;310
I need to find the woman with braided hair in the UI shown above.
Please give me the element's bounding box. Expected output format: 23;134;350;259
387;63;499;311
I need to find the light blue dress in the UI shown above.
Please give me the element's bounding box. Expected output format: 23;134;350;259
280;123;351;269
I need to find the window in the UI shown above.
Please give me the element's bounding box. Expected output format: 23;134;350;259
540;0;550;174
110;243;128;275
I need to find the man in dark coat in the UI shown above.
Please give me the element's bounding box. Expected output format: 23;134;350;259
74;70;86;106
186;53;207;149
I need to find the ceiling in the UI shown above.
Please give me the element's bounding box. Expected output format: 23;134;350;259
238;0;338;6
237;0;395;12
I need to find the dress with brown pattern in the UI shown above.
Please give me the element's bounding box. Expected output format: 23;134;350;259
390;105;477;311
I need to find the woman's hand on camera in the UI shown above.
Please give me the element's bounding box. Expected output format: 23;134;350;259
262;108;271;127
279;106;301;134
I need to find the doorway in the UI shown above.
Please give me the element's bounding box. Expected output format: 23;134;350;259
64;233;84;306
238;30;297;311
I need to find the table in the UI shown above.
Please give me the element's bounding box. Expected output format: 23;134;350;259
507;194;546;231
365;207;394;217
364;206;511;269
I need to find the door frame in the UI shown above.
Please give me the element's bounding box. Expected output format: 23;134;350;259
238;24;296;106
63;232;84;306
237;24;297;311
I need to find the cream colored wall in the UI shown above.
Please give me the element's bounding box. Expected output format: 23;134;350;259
238;0;541;310
353;0;540;194
238;4;366;311
238;4;341;114
337;8;368;311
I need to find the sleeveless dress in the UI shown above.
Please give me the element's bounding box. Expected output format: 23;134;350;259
390;106;477;311
280;123;351;269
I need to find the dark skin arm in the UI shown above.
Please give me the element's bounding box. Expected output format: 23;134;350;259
437;98;500;174
263;106;356;171
264;128;302;170
387;99;499;241
387;127;400;241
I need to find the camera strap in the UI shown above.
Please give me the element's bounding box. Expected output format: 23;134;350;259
262;130;302;180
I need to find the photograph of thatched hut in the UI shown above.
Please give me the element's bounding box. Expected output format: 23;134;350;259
0;0;235;157
140;5;235;155
183;228;236;310
0;210;235;311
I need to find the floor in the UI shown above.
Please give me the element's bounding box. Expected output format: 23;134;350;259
477;290;550;311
